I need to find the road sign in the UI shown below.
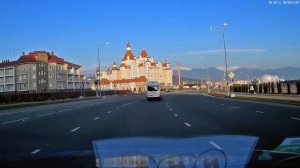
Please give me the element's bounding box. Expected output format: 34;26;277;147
228;72;235;79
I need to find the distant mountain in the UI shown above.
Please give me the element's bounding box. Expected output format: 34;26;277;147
173;67;300;81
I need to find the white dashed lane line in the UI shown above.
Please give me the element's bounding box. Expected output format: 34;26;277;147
220;104;224;106
174;114;178;117
290;117;300;121
255;110;264;114
30;149;41;155
57;109;72;113
2;117;30;125
106;111;112;114
184;122;191;127
94;117;99;120
169;109;173;111
36;112;54;117
234;106;240;109
70;127;80;133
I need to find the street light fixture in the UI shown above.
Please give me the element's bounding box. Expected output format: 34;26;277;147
96;42;109;99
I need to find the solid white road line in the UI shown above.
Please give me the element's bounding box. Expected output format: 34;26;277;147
291;117;300;121
174;114;178;117
94;117;99;120
255;110;264;114
107;111;112;114
184;122;191;127
30;149;41;154
209;141;223;150
2;117;30;125
70;127;80;132
36;112;54;117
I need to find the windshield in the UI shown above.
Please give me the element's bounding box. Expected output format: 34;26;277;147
148;86;159;91
0;0;300;168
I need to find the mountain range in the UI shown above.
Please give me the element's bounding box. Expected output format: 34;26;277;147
172;67;300;83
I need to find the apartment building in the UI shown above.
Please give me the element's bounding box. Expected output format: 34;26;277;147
0;60;16;92
0;51;90;93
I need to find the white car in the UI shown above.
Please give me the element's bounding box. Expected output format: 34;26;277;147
146;81;161;101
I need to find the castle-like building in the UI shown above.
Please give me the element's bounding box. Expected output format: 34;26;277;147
96;42;172;92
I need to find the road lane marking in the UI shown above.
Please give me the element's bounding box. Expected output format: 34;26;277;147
255;110;264;114
211;102;215;103
94;117;99;120
209;141;223;150
291;117;300;121
58;109;72;113
169;109;172;111
36;112;54;117
2;117;30;125
70;127;80;132
220;104;224;106
107;111;112;114
184;122;191;127
30;149;41;155
174;114;178;117
234;106;240;109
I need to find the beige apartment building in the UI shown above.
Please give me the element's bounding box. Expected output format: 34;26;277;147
95;42;173;92
0;51;90;93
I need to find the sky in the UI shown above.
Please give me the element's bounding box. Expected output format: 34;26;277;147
0;0;299;74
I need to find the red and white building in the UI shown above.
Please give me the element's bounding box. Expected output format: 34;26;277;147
95;42;173;92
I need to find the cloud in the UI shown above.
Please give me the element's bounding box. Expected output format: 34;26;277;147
171;66;193;71
216;65;239;72
172;48;266;56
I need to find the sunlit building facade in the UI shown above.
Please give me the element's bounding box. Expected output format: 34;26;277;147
95;42;172;92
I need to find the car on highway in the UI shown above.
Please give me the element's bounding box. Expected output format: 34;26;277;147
146;81;161;101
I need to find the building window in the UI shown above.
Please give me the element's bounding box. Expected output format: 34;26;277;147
32;82;36;87
49;74;52;78
23;66;26;71
32;66;36;71
49;66;52;70
32;74;36;79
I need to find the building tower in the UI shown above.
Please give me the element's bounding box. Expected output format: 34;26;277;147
177;63;181;86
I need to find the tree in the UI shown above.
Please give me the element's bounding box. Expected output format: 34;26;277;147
277;82;282;94
271;82;275;94
296;80;300;94
287;81;291;94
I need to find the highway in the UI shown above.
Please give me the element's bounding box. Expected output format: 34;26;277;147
0;91;300;166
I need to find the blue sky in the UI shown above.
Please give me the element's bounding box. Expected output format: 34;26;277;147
0;0;299;73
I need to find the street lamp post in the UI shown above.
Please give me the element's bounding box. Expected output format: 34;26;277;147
211;22;229;96
96;42;109;99
222;22;230;97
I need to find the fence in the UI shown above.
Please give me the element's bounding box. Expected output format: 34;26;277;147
0;90;132;104
231;80;300;94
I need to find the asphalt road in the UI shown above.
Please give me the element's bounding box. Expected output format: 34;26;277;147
0;91;300;166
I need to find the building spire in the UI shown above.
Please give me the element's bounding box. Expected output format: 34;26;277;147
126;42;131;51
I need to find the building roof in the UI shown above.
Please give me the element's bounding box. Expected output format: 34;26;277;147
48;55;65;63
64;61;81;68
17;55;36;64
122;50;135;61
122;42;135;61
140;49;149;58
100;76;147;85
0;60;17;67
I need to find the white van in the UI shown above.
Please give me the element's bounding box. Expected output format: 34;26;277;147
146;81;161;101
